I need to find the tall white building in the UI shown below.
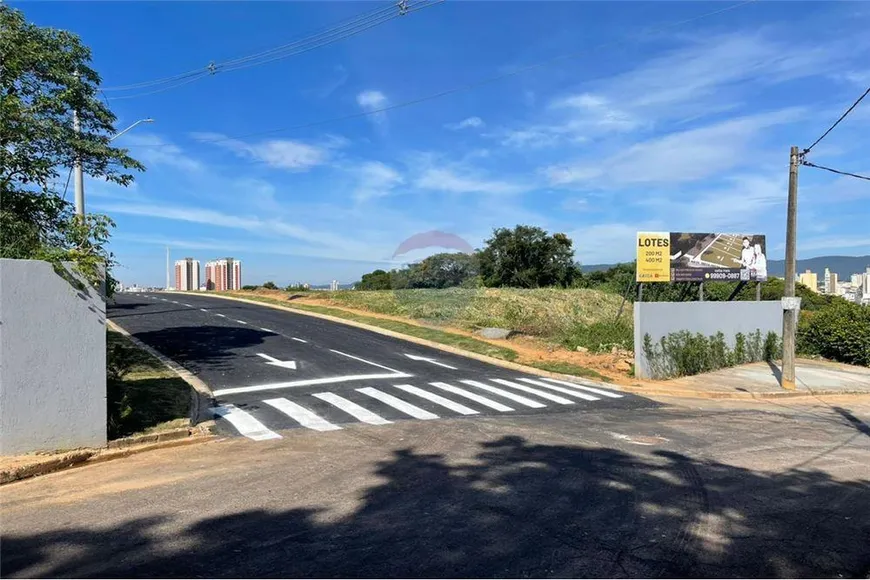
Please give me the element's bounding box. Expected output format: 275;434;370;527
174;258;200;291
330;280;339;291
824;268;839;295
205;258;242;291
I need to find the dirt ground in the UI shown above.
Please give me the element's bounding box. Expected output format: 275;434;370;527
229;289;636;384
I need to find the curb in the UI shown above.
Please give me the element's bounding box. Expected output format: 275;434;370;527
107;319;216;427
1;426;214;486
192;292;627;391
194;292;870;402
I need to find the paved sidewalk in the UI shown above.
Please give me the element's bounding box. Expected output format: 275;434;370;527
638;358;870;399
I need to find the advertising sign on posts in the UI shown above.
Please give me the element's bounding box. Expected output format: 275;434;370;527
636;232;768;282
636;232;671;282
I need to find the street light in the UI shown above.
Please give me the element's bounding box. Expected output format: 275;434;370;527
73;117;155;216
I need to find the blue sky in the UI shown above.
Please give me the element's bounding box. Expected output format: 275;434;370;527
22;1;870;287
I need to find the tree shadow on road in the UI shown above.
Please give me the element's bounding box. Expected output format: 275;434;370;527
121;325;277;373
2;436;869;578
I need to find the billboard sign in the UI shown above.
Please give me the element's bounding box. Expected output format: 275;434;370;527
636;232;671;282
637;232;768;282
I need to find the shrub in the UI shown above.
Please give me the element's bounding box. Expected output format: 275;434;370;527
562;321;633;353
797;301;870;367
642;328;781;379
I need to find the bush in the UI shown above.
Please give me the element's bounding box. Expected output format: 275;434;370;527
241;285;259;290
562;321;633;353
643;329;780;379
797;301;870;367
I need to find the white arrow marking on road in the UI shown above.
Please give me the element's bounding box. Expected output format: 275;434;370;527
256;353;297;370
403;353;458;370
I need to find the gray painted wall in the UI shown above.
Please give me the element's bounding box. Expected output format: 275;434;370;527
633;301;784;379
0;259;106;454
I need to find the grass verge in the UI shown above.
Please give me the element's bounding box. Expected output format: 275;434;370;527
107;330;190;439
522;360;611;382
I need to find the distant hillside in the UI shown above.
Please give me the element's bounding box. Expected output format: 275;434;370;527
767;256;870;279
582;256;870;278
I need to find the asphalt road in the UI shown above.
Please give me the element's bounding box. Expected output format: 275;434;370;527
107;292;651;441
3;397;869;578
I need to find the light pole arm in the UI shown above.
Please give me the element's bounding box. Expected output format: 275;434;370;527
109;118;154;142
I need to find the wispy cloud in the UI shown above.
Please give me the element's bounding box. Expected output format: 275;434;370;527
352;161;404;201
357;90;389;125
446;116;485;131
121;133;203;173
415;167;527;195
190;132;338;171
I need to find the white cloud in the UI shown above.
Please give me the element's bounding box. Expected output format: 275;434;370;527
446;116;485;130
357;90;388;125
191;132;334;171
121;133;203;173
353;161;404;201
415;167;527;195
544;108;803;187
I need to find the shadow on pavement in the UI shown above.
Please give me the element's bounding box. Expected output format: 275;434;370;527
2;436;868;578
124;325;275;372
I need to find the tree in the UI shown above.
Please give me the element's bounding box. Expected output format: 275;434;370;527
0;6;143;286
262;281;278;290
478;225;580;288
406;252;479;289
355;269;392;290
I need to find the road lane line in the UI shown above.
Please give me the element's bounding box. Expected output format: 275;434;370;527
392;384;479;415
357;387;439;420
213;372;412;397
539;378;624;398
459;380;546;409
200;308;209;312
429;382;514;412
215;313;226;318
516;378;599;401
211;404;282;441
263;398;341;432
182;303;193;307
291;337;308;343
260;327;275;333
330;349;405;374
312;392;392;425
235;320;248;325
490;378;574;405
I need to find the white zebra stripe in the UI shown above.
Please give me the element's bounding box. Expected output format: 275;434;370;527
263;398;341;432
516;377;599;401
357;387;439;420
539;377;624;398
429;382;514;412
490;378;575;405
312;392;392;425
459;380;546;409
211;404;282;441
392;384;479;415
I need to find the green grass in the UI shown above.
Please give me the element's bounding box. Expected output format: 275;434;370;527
523;360;611;382
107;330;190;439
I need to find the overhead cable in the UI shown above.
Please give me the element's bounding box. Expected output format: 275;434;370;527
803;86;870;155
802;160;870;182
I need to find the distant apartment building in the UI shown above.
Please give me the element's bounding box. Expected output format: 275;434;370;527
205;258;242;291
330;280;339;291
174;258;200;291
864;268;870;296
824;268;839;295
798;269;818;293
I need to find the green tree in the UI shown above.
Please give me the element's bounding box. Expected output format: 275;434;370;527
478;225;580;288
356;269;393;290
406;252;479;289
262;281;278;290
0;6;143;287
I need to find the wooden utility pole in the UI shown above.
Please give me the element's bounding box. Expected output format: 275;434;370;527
781;146;800;390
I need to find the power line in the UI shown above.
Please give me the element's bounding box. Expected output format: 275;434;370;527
185;0;758;147
101;0;440;99
803;86;870;155
801;160;870;182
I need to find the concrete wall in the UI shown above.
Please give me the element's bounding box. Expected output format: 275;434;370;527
0;259;106;454
633;301;784;379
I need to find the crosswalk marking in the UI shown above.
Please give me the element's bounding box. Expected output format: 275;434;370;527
211;404;282;441
490;378;575;405
392;384;479;415
539;377;624;398
263;398;341;432
459;380;547;409
312;392;392;425
429;382;514;412
516;377;600;401
357;387;439;420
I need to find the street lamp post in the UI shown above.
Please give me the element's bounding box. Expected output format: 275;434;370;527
73;118;154;217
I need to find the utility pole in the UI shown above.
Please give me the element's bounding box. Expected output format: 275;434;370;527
781;146;800;390
165;246;171;291
72;104;85;216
